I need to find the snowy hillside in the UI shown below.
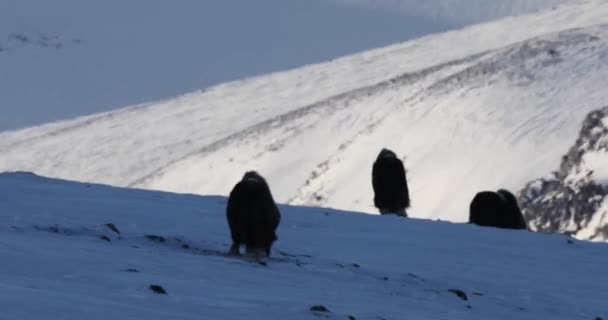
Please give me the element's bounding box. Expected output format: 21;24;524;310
1;172;607;319
0;0;560;131
519;106;608;241
3;0;608;233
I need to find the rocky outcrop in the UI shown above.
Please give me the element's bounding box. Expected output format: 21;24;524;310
519;106;608;241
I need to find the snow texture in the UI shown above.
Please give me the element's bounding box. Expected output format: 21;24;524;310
2;0;608;231
1;172;607;319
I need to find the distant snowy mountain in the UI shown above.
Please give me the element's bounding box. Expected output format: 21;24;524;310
336;0;564;23
2;0;557;131
1;172;607;319
0;0;568;131
2;0;608;240
520;106;608;241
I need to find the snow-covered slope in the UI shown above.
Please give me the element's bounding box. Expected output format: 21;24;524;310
0;0;458;131
2;0;608;227
336;0;564;24
1;0;560;131
519;106;608;241
1;172;606;319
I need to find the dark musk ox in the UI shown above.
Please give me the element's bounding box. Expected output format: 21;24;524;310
469;189;527;229
372;148;410;217
496;189;527;229
226;171;281;259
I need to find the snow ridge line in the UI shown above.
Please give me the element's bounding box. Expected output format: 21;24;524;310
187;26;606;205
399;26;606;108
285;84;426;205
0;102;153;152
127;51;491;188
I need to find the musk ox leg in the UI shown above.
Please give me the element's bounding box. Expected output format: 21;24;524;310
245;246;268;262
396;208;408;217
228;242;241;256
379;208;408;217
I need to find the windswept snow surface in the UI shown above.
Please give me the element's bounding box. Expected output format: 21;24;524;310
1;172;607;319
2;0;608;224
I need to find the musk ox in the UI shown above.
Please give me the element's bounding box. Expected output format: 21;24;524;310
372;148;410;217
226;171;281;259
469;189;527;229
496;189;527;229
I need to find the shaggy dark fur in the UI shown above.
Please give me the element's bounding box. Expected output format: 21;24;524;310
496;189;527;229
226;171;281;257
372;148;410;216
469;191;506;228
469;189;527;229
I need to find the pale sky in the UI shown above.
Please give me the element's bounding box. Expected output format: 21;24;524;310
0;0;458;131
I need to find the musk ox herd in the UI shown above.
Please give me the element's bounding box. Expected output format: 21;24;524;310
226;148;527;260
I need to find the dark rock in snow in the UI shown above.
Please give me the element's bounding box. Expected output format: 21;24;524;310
448;289;469;301
310;305;331;313
149;284;167;295
9;34;29;43
104;223;120;235
145;235;166;243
